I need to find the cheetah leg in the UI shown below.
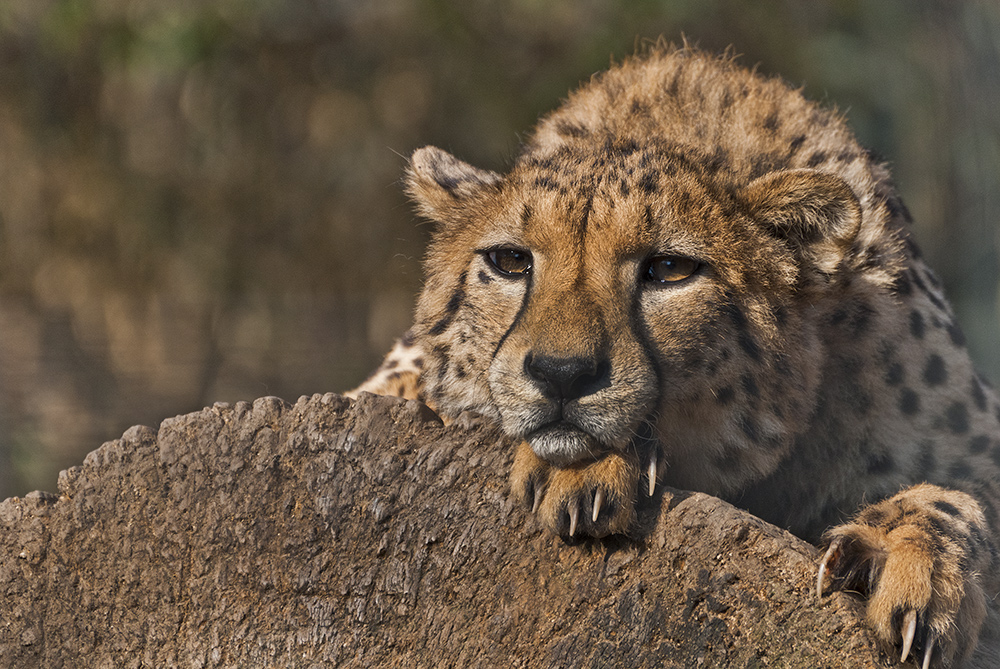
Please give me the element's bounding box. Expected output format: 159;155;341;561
816;484;991;668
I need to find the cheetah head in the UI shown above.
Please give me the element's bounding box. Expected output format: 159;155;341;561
407;141;862;495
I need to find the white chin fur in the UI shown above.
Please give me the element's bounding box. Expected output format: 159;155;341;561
528;424;601;466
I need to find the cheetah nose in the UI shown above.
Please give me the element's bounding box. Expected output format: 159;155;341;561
524;352;611;402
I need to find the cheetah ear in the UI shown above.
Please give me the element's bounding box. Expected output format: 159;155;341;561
743;169;862;274
406;146;502;223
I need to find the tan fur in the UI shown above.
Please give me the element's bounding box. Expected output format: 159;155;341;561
354;45;1000;666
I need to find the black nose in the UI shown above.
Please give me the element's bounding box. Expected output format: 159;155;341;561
524;353;611;402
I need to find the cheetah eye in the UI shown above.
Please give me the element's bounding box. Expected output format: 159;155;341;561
643;255;700;284
485;247;532;277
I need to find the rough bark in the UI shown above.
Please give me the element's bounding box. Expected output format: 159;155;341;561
0;391;897;668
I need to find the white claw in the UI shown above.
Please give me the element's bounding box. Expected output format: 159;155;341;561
532;486;543;514
816;541;839;599
568;503;579;537
921;637;934;669
647;455;657;497
900;610;917;662
593;488;605;523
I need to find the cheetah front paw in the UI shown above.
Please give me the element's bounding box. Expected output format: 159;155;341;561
511;441;656;537
816;484;990;668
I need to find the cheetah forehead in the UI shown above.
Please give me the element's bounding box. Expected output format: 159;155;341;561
412;45;911;306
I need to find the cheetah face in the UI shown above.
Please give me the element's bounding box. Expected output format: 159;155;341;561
407;143;861;491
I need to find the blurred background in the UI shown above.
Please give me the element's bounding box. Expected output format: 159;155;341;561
1;0;998;498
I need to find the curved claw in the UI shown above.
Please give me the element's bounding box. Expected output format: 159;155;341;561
900;609;917;662
647;455;657;497
816;540;840;599
921;636;934;669
568;502;579;537
532;485;544;514
592;488;605;523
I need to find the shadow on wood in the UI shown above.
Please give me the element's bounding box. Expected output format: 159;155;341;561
1;392;896;667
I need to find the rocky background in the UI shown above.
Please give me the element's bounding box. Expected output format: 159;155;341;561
1;0;999;498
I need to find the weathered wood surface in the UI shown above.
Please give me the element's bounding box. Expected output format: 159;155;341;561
0;392;896;668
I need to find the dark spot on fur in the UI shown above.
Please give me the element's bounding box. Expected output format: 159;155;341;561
927;290;948;311
969;435;990;454
933;500;961;517
866;452;895;475
893;271;912;296
412;357;424;369
716;386;735;405
478;270;494;284
945;402;970;434
609;137;639;157
806;151;826;167
385;359;399;370
533;176;559;191
400;330;416;347
899;388;920;415
619;178;630;197
774;307;789;327
909;310;925;339
788;134;806;155
741;373;759;399
638;170;659;194
885;362;904;386
666;68;683;96
762;111;780;132
707;147;729;173
947;460;973;480
923;354;947;386
738;332;761;362
850;303;874;336
555;120;588;138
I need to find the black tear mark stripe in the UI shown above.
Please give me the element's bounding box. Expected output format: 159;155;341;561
428;270;468;336
491;271;533;363
629;279;664;405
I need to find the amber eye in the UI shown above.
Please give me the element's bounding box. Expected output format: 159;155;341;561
643;255;700;284
486;247;532;277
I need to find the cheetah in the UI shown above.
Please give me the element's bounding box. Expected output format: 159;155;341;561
349;45;1000;667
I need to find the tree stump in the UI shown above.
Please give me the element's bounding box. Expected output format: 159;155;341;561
1;392;897;667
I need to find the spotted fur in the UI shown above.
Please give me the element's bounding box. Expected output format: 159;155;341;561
353;45;1000;667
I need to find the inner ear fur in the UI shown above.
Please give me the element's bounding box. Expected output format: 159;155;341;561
743;169;862;275
406;146;501;223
